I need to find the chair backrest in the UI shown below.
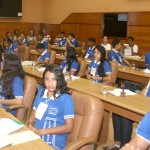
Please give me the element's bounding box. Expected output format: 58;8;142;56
28;40;37;50
66;90;104;150
78;42;85;50
77;58;88;77
109;61;118;85
16;75;37;122
18;46;30;60
48;50;56;64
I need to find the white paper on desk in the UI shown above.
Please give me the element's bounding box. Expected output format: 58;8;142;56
36;67;46;72
21;61;33;66
0;118;24;137
0;130;40;147
71;75;80;81
125;55;141;59
109;89;137;96
143;69;150;74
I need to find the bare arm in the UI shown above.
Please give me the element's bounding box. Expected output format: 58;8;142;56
14;49;18;56
38;59;49;65
123;58;131;67
0;98;23;105
120;135;150;150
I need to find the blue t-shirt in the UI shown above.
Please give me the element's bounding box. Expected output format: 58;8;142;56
136;112;150;144
1;76;24;116
145;52;150;70
59;38;66;47
23;39;29;46
60;60;79;76
89;60;112;83
33;89;74;149
109;50;126;66
85;46;95;59
37;40;48;50
71;39;78;48
38;51;50;62
6;44;18;54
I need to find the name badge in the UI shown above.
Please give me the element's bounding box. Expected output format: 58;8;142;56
35;102;48;120
63;66;67;73
91;68;96;76
84;53;89;59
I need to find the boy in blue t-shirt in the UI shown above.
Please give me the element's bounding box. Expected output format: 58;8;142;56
65;33;78;48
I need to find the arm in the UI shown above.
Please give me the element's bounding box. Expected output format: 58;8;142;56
37;118;74;136
14;48;19;56
38;58;49;65
86;67;92;80
0;98;23;105
66;39;75;48
123;58;131;67
120;135;150;150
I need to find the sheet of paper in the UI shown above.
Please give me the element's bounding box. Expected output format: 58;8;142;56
0;118;24;137
109;89;137;96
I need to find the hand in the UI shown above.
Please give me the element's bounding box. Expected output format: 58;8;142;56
120;144;140;150
36;129;45;136
87;74;92;80
27;124;38;133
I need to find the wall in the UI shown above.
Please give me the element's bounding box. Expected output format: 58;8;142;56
43;0;150;24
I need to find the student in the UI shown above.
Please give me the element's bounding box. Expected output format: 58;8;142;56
5;31;12;40
3;37;18;56
124;36;138;56
27;64;74;149
37;32;48;50
65;33;78;48
109;39;131;67
0;54;25;117
27;30;36;41
42;29;51;43
145;52;150;70
18;32;29;46
86;45;112;83
58;32;66;47
36;43;50;65
13;29;20;45
101;36;111;51
60;46;79;76
83;37;96;59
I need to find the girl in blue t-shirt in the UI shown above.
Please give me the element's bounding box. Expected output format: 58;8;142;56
27;64;74;149
86;45;112;83
60;46;80;76
0;54;25;117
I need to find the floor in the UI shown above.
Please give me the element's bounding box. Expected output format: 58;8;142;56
95;115;138;150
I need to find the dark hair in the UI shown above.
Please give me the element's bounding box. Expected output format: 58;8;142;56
20;32;25;36
42;64;69;98
0;54;25;99
128;36;134;41
66;46;79;72
14;29;19;35
3;37;12;44
30;30;35;36
36;43;45;49
112;39;120;48
88;37;96;43
60;32;65;35
6;31;10;37
69;33;75;38
103;35;109;40
38;32;44;38
95;45;109;77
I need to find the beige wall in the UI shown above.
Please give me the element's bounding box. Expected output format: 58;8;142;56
0;0;43;23
44;0;150;24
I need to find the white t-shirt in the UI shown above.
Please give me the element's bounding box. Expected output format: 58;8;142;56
124;44;138;56
101;43;111;51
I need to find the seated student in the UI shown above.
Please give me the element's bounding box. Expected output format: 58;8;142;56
58;32;66;47
0;54;25;117
101;36;111;51
3;37;18;56
13;29;20;45
18;32;29;46
37;32;48;50
36;43;50;65
86;45;111;83
65;33;78;48
42;29;51;43
5;31;12;40
124;36;138;56
145;52;150;70
109;39;131;67
27;64;74;150
60;46;79;76
27;30;36;41
83;37;96;59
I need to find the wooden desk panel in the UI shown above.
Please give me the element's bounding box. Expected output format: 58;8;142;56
0;108;54;150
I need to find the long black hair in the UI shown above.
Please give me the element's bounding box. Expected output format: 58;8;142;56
0;54;25;99
95;45;110;77
42;64;69;98
65;46;79;72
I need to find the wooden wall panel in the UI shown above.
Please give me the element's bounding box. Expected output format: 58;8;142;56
128;12;150;26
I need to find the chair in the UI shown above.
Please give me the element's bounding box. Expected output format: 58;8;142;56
104;61;118;86
18;45;30;60
6;75;37;123
48;50;56;64
28;40;37;50
76;42;85;57
78;42;85;51
65;90;104;150
77;58;88;77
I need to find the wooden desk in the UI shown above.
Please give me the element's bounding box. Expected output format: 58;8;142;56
29;50;40;61
118;66;150;85
125;56;145;68
0;108;54;150
51;45;66;54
